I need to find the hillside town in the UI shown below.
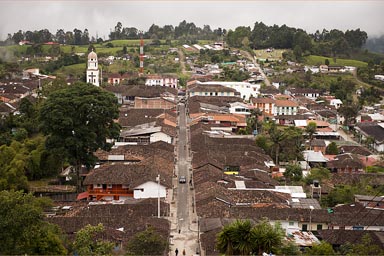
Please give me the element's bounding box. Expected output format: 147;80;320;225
1;20;384;256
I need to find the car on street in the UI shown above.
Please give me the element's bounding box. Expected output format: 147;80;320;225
179;175;186;184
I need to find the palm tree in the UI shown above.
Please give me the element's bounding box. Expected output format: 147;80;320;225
252;218;284;255
232;220;254;255
216;223;234;255
268;123;286;165
305;122;317;150
216;218;285;255
247;108;262;135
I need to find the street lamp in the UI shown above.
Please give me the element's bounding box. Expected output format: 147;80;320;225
309;205;314;232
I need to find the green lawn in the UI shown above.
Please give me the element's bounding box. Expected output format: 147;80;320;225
304;55;368;67
55;63;86;77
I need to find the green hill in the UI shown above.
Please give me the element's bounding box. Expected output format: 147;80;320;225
304;55;367;67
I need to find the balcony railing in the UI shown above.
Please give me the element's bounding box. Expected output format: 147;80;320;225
88;188;133;196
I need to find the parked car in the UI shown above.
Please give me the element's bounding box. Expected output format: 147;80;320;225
179;175;186;184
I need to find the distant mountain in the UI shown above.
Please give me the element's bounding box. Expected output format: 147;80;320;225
364;35;384;54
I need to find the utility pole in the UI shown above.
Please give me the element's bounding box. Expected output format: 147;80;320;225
157;174;160;218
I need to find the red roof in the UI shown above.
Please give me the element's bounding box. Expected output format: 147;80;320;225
76;191;89;200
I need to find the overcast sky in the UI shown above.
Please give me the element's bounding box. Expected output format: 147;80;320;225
0;1;383;41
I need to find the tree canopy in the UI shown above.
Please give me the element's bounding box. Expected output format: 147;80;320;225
216;218;286;255
0;190;67;255
39;82;121;189
125;227;168;255
72;223;114;255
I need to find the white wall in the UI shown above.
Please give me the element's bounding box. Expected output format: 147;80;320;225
134;181;167;199
270;220;299;231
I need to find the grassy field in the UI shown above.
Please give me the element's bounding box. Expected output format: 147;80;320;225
55;63;86;77
304;55;368;67
253;49;286;60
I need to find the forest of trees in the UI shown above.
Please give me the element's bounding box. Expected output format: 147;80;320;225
1;20;369;58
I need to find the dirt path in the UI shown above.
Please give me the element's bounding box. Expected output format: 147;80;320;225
177;49;187;74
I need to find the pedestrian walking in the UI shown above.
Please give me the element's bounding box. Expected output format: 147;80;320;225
178;228;181;234
175;248;179;256
182;249;186;255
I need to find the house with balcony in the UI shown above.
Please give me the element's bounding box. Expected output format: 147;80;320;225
250;97;275;115
82;160;172;201
273;99;299;116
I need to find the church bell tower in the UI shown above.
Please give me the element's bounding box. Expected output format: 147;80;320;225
86;50;99;86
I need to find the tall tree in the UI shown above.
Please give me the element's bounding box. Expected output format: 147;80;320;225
125;227;168;255
268;123;287;165
0;191;66;255
305;122;317;150
39;82;121;190
72;223;114;255
284;164;303;182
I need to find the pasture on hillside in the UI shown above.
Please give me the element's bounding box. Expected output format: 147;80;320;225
304;55;367;67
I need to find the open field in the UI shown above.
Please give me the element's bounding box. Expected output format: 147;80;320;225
253;49;286;60
304;55;368;67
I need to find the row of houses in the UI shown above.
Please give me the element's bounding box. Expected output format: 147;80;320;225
186;95;384;254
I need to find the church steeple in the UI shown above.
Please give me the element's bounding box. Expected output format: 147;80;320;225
86;50;99;86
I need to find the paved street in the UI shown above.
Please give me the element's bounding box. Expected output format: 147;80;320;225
169;101;199;256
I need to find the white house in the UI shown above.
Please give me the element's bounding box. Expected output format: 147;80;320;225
229;102;251;115
330;99;343;109
133;181;167;199
188;84;239;98
118;126;174;146
198;81;260;100
273;100;299;116
304;66;320;74
145;75;178;88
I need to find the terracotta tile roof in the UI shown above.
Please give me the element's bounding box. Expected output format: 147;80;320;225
118;108;164;127
318;230;384;249
275;99;299;107
83;160;173;188
251;97;275;104
330;173;384;186
189;84;238;93
356;123;384;143
47;200;170;246
339;145;372;156
327;153;364;169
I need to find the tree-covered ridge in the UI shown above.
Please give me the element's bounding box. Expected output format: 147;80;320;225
2;20;368;56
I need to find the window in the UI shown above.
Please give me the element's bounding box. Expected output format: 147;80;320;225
289;221;294;226
94;184;102;188
302;224;308;231
316;224;323;230
107;184;113;189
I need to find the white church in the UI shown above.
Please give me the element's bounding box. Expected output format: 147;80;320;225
86;50;99;86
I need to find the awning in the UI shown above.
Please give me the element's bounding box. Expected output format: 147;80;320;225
76;191;89;200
